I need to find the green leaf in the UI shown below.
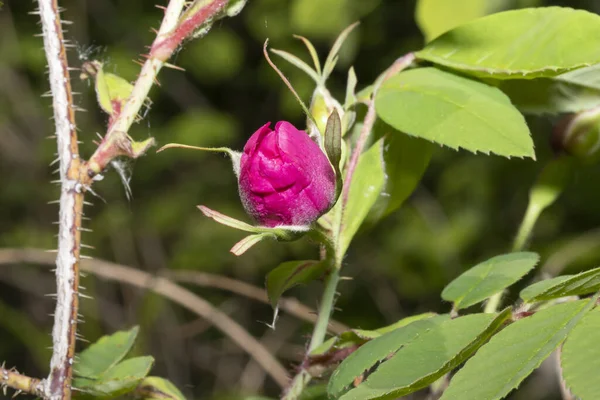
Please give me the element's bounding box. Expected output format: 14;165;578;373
75;356;154;398
520;266;600;303
266;260;328;308
310;312;438;357
369;121;433;220
417;7;600;79
329;310;510;400
441;298;597;400
136;376;186;400
270;48;320;83
375;68;534;158
324;110;343;183
230;232;276;256
562;308;600;400
442;252;539;310
559;63;600;90
340;139;386;255
496;77;600;115
415;0;488;43
75;326;139;378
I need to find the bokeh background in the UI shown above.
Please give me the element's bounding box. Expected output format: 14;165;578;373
2;0;600;399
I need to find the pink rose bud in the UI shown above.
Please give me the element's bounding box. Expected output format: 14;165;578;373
238;121;336;227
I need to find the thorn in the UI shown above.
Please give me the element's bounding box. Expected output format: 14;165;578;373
80;255;93;259
132;59;145;67
153;77;161;87
339;276;354;281
155;4;167;11
47;200;60;204
80;244;95;249
79;293;93;300
44;293;58;298
50;179;61;184
163;62;186;71
45;249;58;253
78;227;93;232
49;157;60;166
41;91;53;97
83;201;93;206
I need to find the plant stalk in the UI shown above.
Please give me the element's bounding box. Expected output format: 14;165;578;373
37;0;83;398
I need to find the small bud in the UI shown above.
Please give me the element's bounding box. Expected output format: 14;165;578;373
308;86;344;140
553;110;600;163
239;121;336;227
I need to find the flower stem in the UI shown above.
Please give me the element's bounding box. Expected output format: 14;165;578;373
308;268;340;353
282;267;340;399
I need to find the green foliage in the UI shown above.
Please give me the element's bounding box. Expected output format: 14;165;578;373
369;121;433;220
136;376;187;400
76;326;140;378
561;308;600;400
329;310;510;400
72;327;183;399
339;139;386;255
442;252;539;310
415;0;490;42
75;356;155;398
520;266;600;302
496;77;600;115
324;110;343;190
375;67;534;158
310;312;438;357
441;299;597;400
417;7;600;79
266;260;328;308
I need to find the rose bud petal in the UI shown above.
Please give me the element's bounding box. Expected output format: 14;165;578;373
238;121;336;227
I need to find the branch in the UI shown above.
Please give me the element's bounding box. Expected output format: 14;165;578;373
36;0;83;398
84;0;228;179
166;270;349;335
0;366;45;398
0;249;289;389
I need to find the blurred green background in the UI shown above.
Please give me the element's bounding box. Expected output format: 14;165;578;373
2;0;600;399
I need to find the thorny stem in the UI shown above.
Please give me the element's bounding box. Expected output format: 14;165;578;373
84;0;186;177
83;0;231;178
37;0;83;399
0;366;45;397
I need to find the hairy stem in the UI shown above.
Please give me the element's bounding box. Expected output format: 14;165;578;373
282;268;340;399
37;0;83;399
0;366;45;397
308;269;341;353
